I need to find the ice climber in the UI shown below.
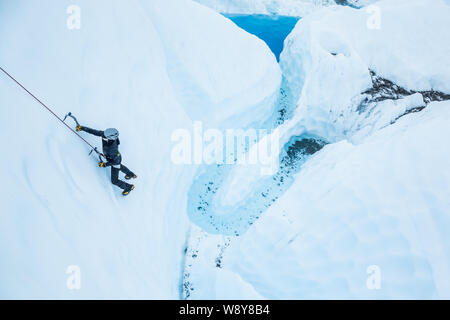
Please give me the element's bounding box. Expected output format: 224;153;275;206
76;125;137;196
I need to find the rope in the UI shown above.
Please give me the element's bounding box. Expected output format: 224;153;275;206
0;66;105;157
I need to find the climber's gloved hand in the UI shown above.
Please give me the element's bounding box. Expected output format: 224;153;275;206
76;125;82;132
99;161;107;168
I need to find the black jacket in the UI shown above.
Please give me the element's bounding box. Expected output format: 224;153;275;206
81;127;122;166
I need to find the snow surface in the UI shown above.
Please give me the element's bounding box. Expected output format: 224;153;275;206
0;0;280;298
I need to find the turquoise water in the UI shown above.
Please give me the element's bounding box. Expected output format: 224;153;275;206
225;14;300;61
187;134;327;236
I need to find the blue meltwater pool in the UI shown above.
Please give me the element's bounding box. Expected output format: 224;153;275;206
224;14;300;61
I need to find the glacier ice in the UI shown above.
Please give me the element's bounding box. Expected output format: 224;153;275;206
184;0;450;299
1;0;450;300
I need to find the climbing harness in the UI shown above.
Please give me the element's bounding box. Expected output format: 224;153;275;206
0;66;105;162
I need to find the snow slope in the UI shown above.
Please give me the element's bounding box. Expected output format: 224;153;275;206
282;0;450;100
141;0;281;129
0;0;280;298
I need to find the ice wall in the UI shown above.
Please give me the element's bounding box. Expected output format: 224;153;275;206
0;0;281;298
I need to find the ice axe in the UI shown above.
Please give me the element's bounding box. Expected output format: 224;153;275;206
63;112;105;162
63;112;81;127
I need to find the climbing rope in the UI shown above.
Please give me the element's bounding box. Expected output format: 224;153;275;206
0;66;105;158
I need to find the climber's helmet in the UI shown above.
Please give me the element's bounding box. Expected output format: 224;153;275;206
104;128;119;141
